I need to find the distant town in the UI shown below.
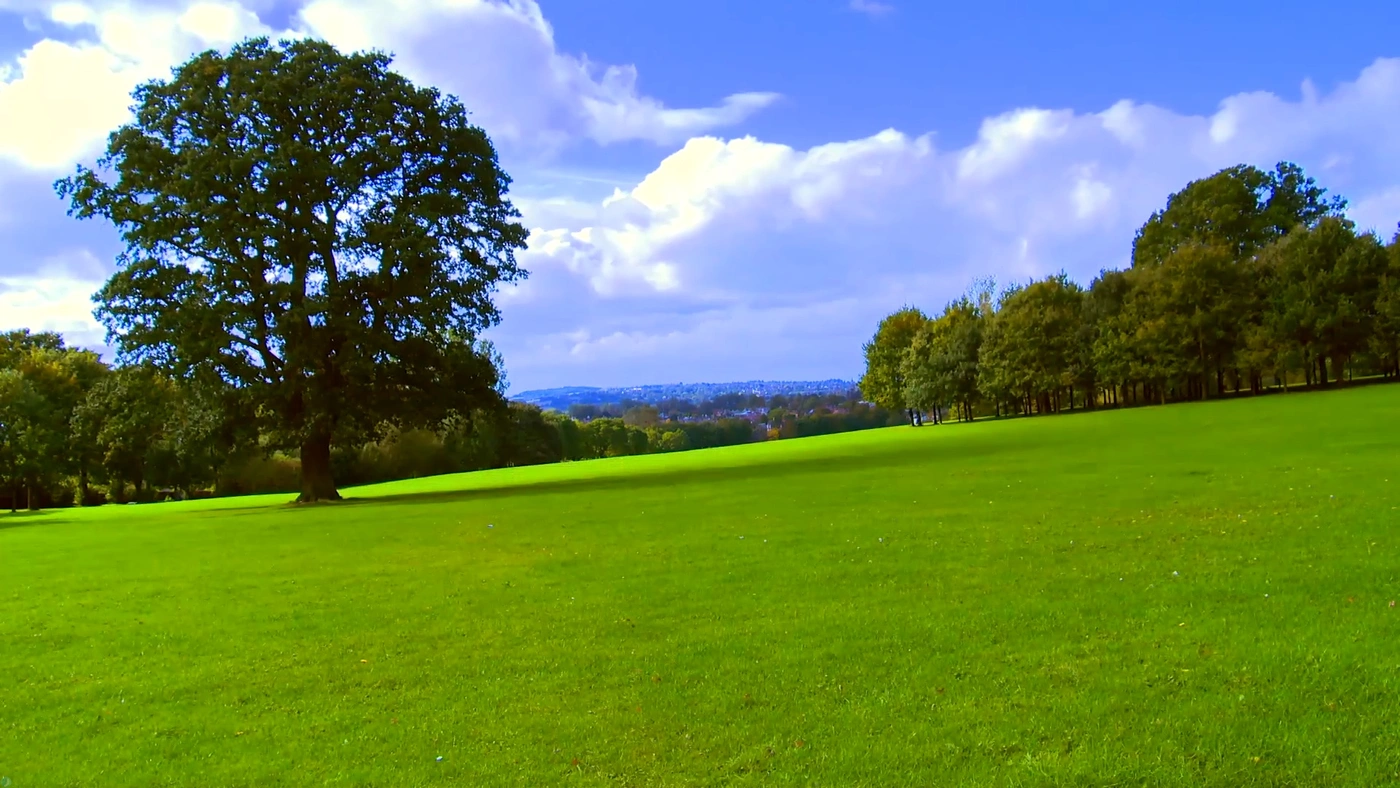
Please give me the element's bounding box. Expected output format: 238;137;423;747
511;379;860;413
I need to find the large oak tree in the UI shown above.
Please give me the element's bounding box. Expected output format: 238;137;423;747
58;38;528;502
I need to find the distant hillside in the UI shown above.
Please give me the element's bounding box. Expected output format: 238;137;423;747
512;379;860;411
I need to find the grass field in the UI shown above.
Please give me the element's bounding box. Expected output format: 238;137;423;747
3;385;1400;786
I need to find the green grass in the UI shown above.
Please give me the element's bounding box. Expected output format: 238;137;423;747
4;386;1400;787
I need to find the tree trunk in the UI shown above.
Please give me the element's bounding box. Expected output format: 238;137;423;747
1331;354;1345;386
78;465;89;508
298;433;342;503
1318;356;1329;386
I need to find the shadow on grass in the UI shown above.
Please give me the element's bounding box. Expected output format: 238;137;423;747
0;509;61;530
330;429;1013;512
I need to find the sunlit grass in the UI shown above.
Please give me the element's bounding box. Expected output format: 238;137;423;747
3;385;1399;786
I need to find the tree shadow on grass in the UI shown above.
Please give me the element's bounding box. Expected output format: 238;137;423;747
333;432;1012;512
0;510;61;531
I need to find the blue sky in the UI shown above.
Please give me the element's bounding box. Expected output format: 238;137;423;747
2;0;1398;392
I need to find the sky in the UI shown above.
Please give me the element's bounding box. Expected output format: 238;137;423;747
2;1;1399;393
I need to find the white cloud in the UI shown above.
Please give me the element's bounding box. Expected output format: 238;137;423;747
496;58;1400;388
0;0;772;171
518;129;935;297
0;271;106;345
957;108;1073;182
0;0;780;371
0;0;274;169
1350;186;1400;237
0;39;134;169
296;0;778;149
3;1;1400;391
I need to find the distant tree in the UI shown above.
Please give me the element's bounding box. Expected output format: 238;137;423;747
146;380;238;496
903;296;984;422
580;418;632;458
57;38;526;502
622;405;660;429
655;429;690;452
75;365;175;502
1373;229;1400;377
978;275;1084;414
0;370;52;510
0;330;66;368
901;320;947;423
1133;243;1243;398
1260;217;1389;385
22;346;108;504
779;413;799;439
497;404;564;467
860;307;928;425
1133;162;1344;268
0;336;109;509
543;411;585;461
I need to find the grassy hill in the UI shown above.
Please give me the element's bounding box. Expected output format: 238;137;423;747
3;385;1399;786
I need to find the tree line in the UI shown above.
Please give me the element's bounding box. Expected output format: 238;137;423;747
861;162;1400;422
0;329;900;510
567;390;863;423
0;37;913;511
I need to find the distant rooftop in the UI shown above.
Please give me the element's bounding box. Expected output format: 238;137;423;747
512;379;860;410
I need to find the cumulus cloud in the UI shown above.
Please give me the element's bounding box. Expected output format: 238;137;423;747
516;129;936;299
0;0;776;170
0;0;779;359
0;267;107;347
0;1;275;169
494;58;1400;387
3;1;1400;390
295;0;779;149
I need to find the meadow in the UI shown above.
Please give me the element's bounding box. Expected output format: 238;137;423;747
3;385;1399;786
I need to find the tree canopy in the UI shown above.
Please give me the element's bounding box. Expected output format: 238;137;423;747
1132;162;1345;268
57;38;528;501
859;307;928;423
865;161;1400;420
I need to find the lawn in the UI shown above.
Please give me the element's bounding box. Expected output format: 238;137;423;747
3;385;1400;787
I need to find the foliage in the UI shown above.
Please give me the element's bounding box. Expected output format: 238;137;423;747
1132;161;1344;267
902;296;984;421
864;161;1400;418
57;38;527;501
978;274;1085;413
73;365;176;501
859;307;928;418
0;332;108;509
